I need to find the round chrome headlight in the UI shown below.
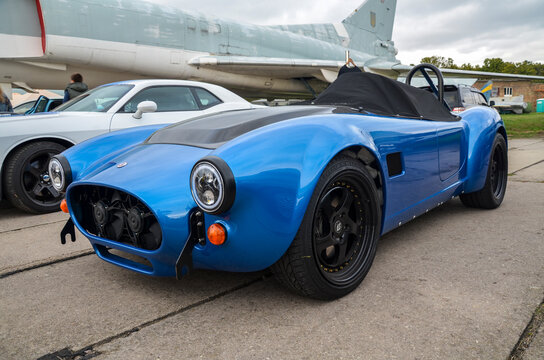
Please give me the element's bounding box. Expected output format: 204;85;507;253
190;157;235;215
48;158;65;192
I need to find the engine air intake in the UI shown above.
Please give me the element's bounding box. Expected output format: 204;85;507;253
69;185;162;250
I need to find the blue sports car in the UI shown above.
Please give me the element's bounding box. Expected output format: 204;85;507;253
52;65;507;299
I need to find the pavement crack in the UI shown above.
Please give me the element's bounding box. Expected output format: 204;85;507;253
509;159;544;175
0;250;95;279
508;297;544;360
0;219;67;235
37;274;269;360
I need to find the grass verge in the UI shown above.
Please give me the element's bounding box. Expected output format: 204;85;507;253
502;112;544;138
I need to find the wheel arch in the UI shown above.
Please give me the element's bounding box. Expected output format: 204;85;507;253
335;145;385;209
461;107;507;194
497;125;507;146
0;137;75;202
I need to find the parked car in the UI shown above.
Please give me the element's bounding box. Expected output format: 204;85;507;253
13;95;64;115
1;79;257;213
420;84;489;114
53;65;507;299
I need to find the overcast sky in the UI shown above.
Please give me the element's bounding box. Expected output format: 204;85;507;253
147;0;544;66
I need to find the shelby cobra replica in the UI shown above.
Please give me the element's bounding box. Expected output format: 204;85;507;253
53;65;507;299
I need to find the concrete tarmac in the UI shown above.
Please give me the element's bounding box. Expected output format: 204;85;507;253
0;138;542;360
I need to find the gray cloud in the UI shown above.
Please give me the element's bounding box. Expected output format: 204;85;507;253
394;0;544;64
148;0;544;65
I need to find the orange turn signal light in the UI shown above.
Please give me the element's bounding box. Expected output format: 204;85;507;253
207;223;226;246
60;199;69;213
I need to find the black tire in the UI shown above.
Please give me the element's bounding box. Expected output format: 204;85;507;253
460;133;507;209
272;156;381;300
3;141;66;214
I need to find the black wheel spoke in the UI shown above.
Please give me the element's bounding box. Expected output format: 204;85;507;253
335;241;349;266
343;216;358;233
31;183;45;196
315;233;335;253
319;195;335;220
45;184;60;198
27;166;42;179
337;189;353;214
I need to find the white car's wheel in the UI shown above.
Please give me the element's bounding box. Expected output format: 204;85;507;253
4;141;66;213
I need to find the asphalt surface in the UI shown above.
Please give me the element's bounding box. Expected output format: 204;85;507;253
1;138;543;360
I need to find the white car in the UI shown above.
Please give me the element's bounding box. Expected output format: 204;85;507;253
1;79;256;213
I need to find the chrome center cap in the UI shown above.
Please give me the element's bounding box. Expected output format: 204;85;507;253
42;174;50;182
334;220;343;234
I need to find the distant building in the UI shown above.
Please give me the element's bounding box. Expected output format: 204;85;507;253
474;79;544;109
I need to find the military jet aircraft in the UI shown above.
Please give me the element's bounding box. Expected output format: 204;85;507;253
1;0;543;98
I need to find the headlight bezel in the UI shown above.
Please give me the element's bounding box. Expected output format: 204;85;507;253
190;156;235;215
48;155;72;193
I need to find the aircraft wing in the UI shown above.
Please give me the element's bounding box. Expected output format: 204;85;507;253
190;56;544;83
392;64;544;81
189;56;406;83
189;56;344;83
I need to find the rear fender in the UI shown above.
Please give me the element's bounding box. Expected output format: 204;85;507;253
460;107;506;193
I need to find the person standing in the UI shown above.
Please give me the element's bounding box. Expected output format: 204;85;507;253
0;87;13;112
63;73;88;103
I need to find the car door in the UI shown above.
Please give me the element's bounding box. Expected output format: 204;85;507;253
436;120;465;181
109;85;206;131
26;95;49;114
371;118;440;217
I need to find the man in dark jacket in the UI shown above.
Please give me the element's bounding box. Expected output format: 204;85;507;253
63;73;88;103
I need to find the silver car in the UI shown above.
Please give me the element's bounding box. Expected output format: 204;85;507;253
1;79;256;213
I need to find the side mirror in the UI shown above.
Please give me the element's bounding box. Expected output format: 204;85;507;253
132;101;157;119
490;100;495;106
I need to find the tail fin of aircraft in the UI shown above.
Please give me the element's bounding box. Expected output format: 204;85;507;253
341;0;397;54
480;80;493;102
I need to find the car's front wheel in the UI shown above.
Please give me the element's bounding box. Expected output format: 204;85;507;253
3;141;66;214
272;156;382;300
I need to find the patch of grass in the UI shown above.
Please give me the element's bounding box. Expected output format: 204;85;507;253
502;112;544;138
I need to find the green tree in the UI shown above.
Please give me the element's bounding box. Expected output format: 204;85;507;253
515;60;537;75
481;58;505;73
419;56;544;76
420;56;458;68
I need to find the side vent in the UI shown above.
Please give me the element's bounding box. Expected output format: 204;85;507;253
386;152;403;177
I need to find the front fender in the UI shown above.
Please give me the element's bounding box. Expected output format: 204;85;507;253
460;107;505;193
62;124;165;181
192;114;381;272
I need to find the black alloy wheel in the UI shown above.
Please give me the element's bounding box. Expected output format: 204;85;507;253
4;141;66;213
272;156;381;300
313;176;374;286
460;133;507;209
489;142;506;200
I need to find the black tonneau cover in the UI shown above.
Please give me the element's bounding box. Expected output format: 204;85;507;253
145;106;336;149
310;72;458;122
146;72;458;149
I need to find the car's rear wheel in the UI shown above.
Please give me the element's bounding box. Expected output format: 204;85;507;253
272;156;381;300
460;133;507;209
3;141;66;214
